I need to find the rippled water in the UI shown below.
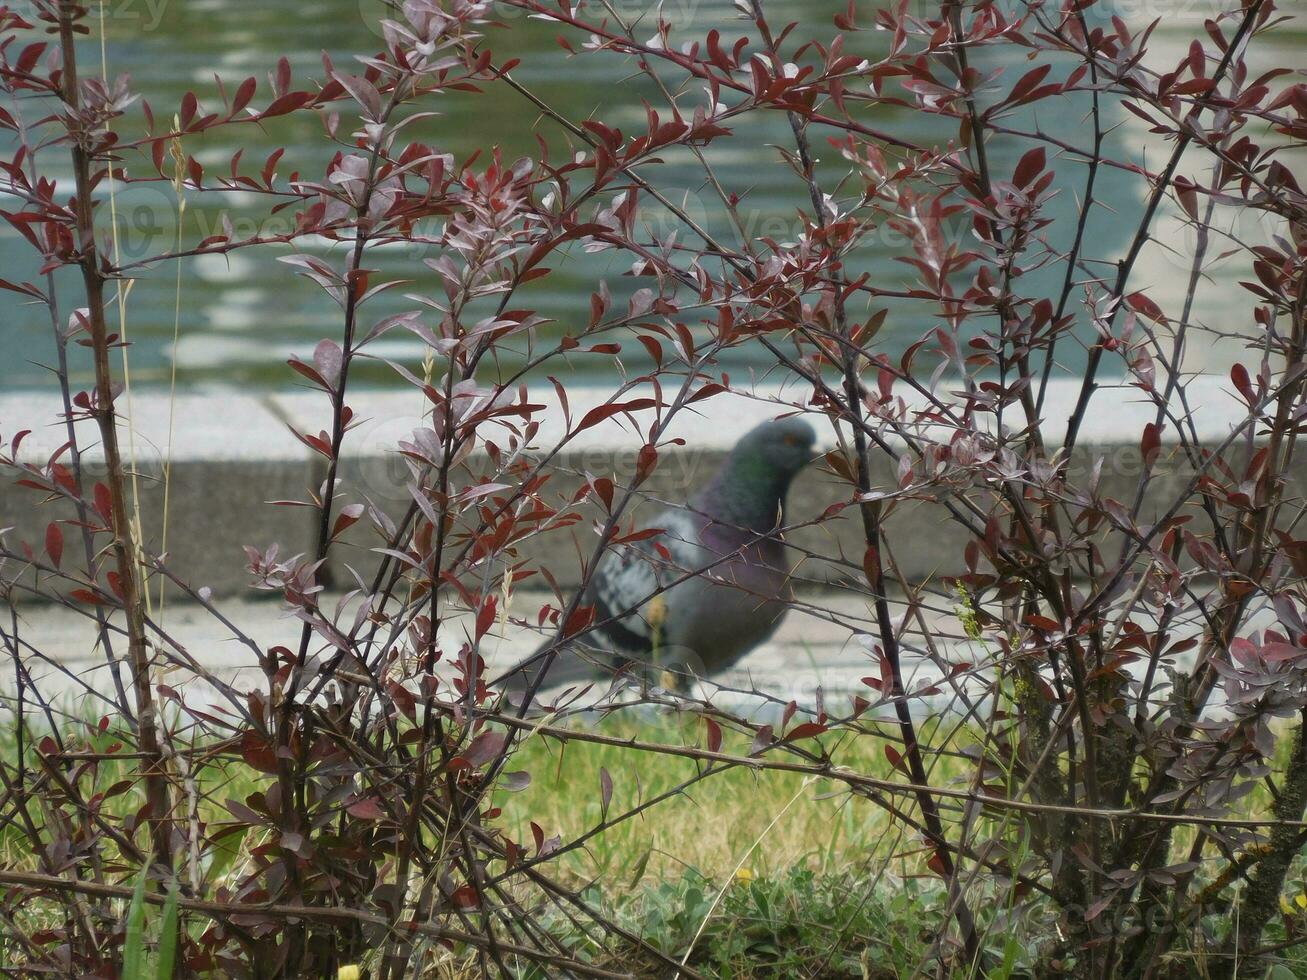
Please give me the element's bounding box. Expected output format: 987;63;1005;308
1;0;1296;390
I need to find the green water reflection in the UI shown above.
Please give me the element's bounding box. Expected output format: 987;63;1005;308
1;0;1293;390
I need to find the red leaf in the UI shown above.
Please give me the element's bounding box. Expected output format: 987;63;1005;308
232;76;257;114
1013;147;1046;188
1140;422;1162;467
475;595;498;641
451;884;480;910
575;398;658;433
884;744;910;775
94;483;113;522
240;732;279;774
1260;642;1303;663
588;476;615;511
926;849;948;878
1174;176;1199;221
862;545;879;588
599;767;613;817
313;338;343;388
687;382;726;405
636;443;658;483
44;523;63;569
784;722;828;742
704;717;723;753
180;91;198;129
611;526;665;546
455;730;507;769
637;335;663;366
386;680;417;721
782;700;797;729
260;91;313;119
1085;894;1113;921
1230;362;1255;406
1024;614;1061;632
331;502;364;540
1008;64;1053;105
347;797;384;820
0;278;40;297
287;358;328;389
1125;291;1166;323
561;603;595;639
50;463;76;494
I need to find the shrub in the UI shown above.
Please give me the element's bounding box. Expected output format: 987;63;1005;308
0;0;1304;975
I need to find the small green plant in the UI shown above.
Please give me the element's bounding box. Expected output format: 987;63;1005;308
122;863;180;980
554;868;950;978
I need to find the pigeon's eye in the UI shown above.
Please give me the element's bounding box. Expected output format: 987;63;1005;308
783;434;801;446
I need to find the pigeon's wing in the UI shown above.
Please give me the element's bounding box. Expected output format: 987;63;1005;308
584;547;657;659
584;505;702;661
500;506;702;695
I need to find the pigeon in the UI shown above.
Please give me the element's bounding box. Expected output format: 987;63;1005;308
502;416;817;699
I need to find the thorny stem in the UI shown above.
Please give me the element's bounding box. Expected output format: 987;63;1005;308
747;0;983;963
1060;0;1266;457
3;74;129;715
55;0;173;874
1033;4;1101;421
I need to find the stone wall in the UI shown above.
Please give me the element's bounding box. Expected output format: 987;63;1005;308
0;378;1268;598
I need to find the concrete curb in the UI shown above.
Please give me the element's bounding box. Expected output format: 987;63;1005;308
0;377;1266;597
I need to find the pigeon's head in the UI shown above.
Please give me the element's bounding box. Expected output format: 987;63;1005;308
737;416;817;480
697;416;817;529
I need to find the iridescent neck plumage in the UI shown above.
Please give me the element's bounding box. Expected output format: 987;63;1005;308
691;449;797;534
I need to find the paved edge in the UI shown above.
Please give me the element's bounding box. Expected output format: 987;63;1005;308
0;377;1264;595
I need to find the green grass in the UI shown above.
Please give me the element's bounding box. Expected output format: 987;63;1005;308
0;708;988;976
490;712;1024;977
566;866;948;978
9;710;1307;977
494;710;933;885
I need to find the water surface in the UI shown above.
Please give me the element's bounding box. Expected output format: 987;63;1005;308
1;0;1295;391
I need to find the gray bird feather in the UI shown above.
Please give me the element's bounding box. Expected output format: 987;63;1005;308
503;416;817;699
